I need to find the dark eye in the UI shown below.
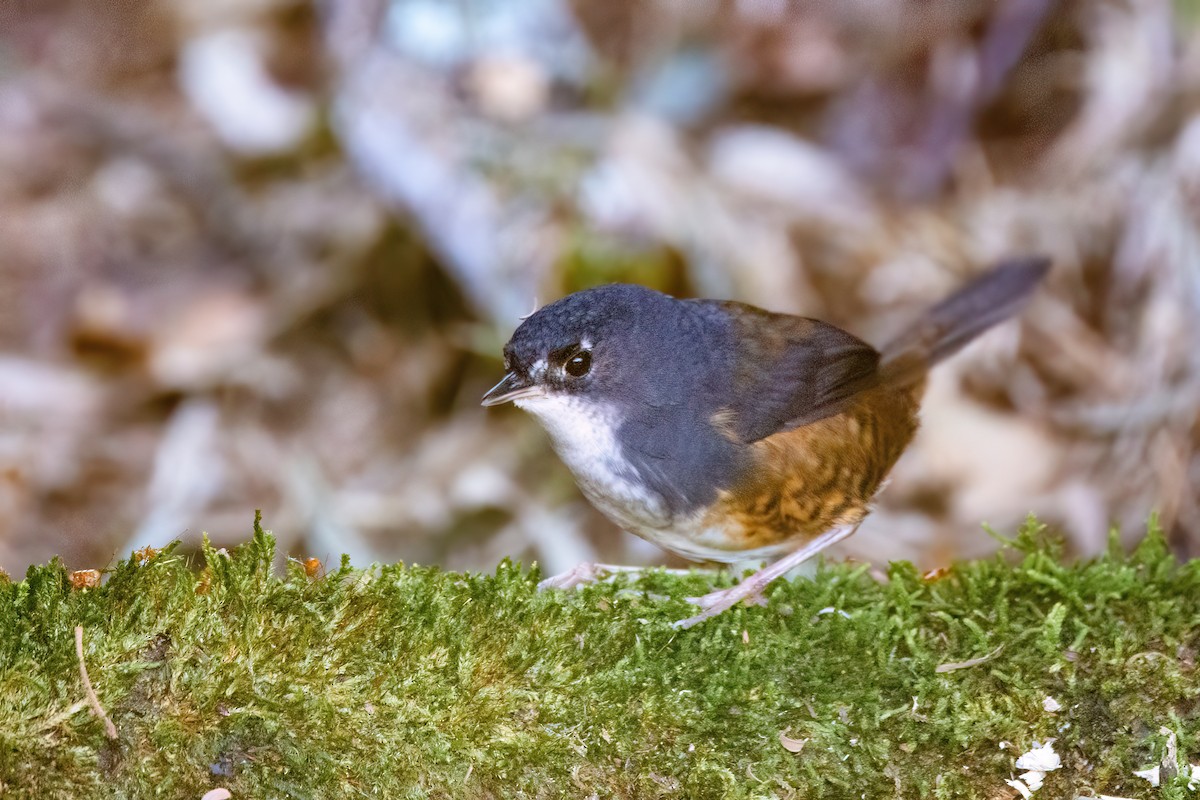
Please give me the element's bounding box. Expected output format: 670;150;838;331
565;350;591;378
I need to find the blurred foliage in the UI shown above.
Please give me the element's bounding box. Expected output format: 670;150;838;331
0;0;1197;577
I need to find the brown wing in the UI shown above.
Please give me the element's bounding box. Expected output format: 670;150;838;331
712;301;882;444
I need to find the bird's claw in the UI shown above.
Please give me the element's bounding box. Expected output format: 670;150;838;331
538;563;771;629
537;562;604;591
672;581;770;629
685;585;769;610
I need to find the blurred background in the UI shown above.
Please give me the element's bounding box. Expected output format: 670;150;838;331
0;0;1198;578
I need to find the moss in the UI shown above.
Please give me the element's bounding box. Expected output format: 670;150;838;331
1;514;1198;798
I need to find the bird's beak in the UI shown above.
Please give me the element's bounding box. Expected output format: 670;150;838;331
481;372;543;406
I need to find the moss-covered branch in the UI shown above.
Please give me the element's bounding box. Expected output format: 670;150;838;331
1;515;1198;799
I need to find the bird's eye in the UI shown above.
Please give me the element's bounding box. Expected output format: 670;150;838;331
564;350;592;378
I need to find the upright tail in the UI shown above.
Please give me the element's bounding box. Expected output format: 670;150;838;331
880;256;1050;386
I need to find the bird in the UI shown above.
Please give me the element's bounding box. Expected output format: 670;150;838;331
482;257;1050;628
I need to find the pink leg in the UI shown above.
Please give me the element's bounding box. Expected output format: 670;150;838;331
673;523;861;629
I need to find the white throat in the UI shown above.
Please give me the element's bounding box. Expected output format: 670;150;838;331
515;392;670;529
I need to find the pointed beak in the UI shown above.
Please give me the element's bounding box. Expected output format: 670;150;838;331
481;371;544;406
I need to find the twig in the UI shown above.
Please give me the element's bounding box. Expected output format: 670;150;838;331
935;644;1004;673
74;625;118;739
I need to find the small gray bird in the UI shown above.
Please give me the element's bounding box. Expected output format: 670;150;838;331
484;258;1049;627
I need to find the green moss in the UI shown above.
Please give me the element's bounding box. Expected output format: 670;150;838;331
1;513;1198;798
1178;0;1200;30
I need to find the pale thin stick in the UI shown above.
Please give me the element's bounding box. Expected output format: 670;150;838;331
935;644;1004;673
74;625;117;739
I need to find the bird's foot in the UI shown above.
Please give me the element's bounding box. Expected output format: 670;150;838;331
672;522;863;629
537;562;605;591
537;562;675;591
687;584;770;611
674;575;773;629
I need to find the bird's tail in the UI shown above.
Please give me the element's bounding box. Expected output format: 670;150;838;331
879;256;1050;386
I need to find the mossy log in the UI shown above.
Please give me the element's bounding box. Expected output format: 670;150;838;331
1;515;1197;799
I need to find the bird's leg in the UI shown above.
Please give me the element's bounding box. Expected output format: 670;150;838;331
674;523;861;629
537;563;695;591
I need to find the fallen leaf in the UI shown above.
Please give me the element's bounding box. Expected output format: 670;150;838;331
779;732;807;753
1133;766;1159;786
1005;778;1032;799
1015;741;1060;772
69;570;101;590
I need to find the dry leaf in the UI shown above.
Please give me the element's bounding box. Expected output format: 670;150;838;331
779;732;807;753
